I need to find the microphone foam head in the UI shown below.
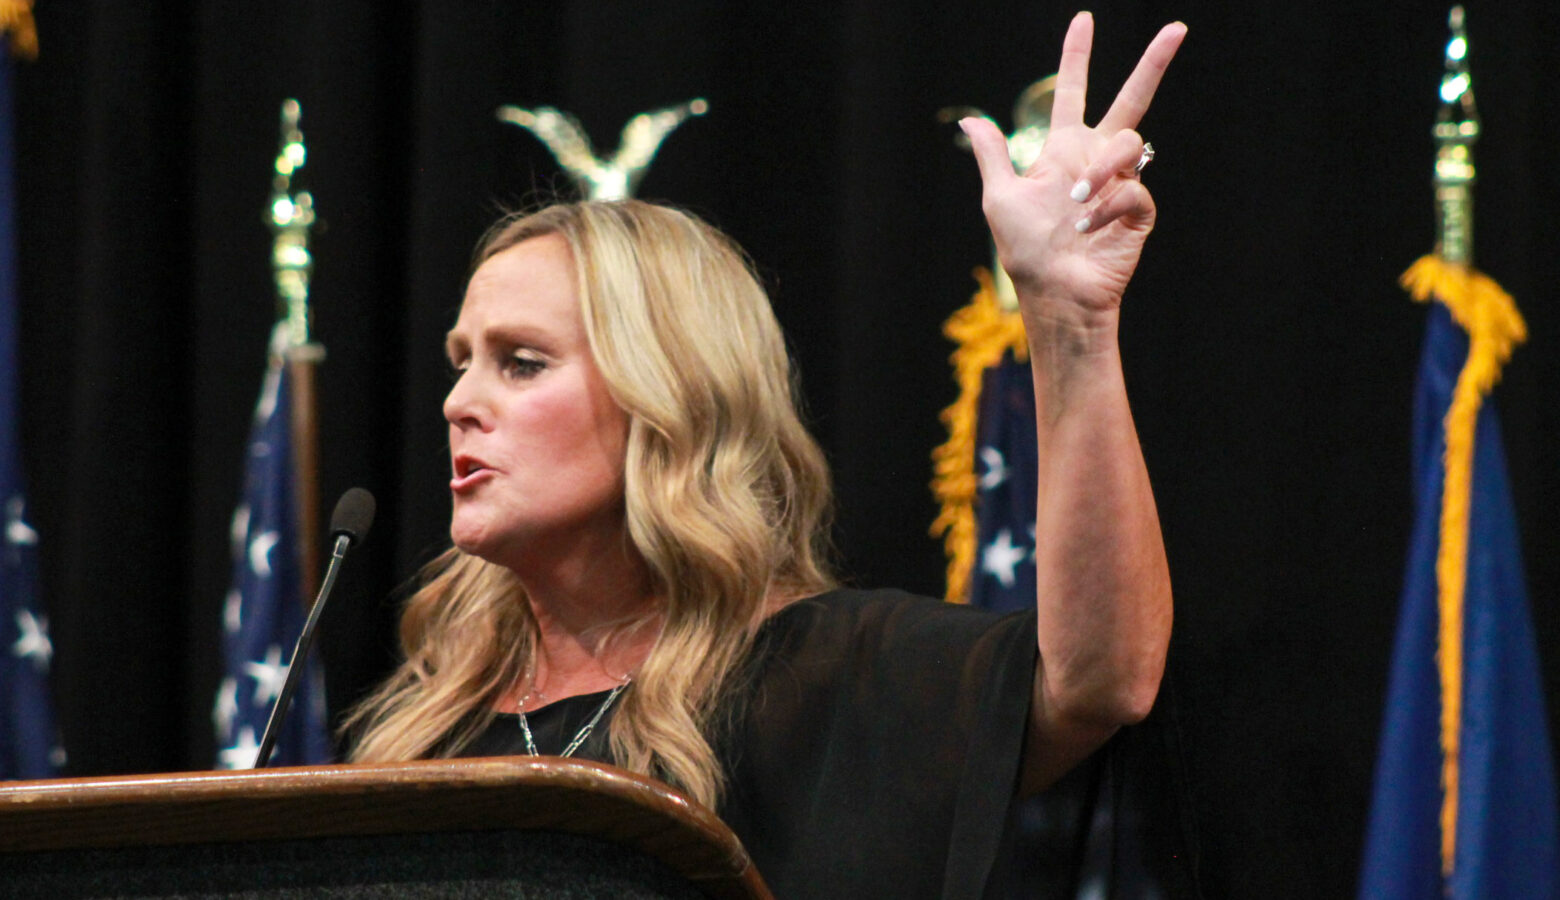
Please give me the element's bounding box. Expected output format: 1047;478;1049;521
330;487;376;544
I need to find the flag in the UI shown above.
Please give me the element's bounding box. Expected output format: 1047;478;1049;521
0;14;61;782
963;353;1039;612
931;269;1035;609
1359;258;1559;898
213;330;332;769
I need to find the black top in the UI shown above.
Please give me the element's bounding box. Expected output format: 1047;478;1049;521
461;588;1037;899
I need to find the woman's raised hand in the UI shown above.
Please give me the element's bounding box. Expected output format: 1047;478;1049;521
962;13;1186;330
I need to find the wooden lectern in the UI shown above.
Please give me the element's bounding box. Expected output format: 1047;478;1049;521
0;756;771;898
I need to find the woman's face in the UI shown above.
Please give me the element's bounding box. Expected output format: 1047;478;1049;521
443;234;630;569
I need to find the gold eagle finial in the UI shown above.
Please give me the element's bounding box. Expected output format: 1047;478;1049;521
496;98;709;200
939;76;1059;309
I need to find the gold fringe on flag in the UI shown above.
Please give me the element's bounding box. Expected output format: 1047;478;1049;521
930;268;1030;603
1400;253;1526;876
0;0;37;61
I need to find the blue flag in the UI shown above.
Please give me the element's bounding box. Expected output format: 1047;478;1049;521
1360;299;1560;898
0;38;61;782
213;338;332;769
969;353;1038;612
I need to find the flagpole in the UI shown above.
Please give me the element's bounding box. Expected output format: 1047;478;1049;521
268;99;323;602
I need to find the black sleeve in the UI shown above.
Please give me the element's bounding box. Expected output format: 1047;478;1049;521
717;588;1037;900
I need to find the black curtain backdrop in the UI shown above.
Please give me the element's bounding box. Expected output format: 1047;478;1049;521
14;1;1560;896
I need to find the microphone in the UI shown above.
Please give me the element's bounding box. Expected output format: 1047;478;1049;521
329;487;376;548
253;488;376;768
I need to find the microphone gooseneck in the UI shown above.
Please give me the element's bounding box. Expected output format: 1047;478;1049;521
253;488;376;768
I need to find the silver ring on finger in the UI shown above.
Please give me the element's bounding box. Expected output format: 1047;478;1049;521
1133;142;1156;176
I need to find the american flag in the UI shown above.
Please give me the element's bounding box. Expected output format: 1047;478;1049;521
967;353;1038;612
0;34;62;781
214;334;331;769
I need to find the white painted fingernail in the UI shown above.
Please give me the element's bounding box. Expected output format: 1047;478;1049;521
1074;216;1091;233
1069;180;1091;202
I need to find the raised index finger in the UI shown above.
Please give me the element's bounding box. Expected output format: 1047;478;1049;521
1049;12;1094;129
1097;22;1187;134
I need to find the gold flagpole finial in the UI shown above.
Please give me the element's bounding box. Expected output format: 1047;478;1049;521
939;75;1058;173
269;99;316;349
939;76;1058;310
1433;6;1478;265
496;98;709;200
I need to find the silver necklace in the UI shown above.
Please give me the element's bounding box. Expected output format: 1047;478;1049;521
516;677;631;758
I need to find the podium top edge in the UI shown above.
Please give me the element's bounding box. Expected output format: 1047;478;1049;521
0;757;769;898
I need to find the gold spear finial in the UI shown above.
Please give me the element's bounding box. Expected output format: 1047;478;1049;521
939;75;1058;309
269;99;316;349
496;98;709;200
1433;5;1478;264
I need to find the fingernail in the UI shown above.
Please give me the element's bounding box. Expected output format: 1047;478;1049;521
1074;216;1091;233
957;117;971;136
1069;180;1091;202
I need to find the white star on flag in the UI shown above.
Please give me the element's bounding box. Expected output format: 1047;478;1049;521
978;446;1010;491
248;530;279;578
218;726;261;770
5;495;37;547
229;503;250;560
244;644;289;707
223;588;244;635
213;676;239;739
11;608;51;671
980;528;1028;589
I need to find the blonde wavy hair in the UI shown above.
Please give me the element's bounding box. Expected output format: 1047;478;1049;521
344;200;836;807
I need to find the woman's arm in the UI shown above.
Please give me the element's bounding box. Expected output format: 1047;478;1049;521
962;12;1185;793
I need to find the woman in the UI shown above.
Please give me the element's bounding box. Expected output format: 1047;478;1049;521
348;13;1185;897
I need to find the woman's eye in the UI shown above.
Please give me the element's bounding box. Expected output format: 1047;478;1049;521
446;360;469;383
504;355;545;378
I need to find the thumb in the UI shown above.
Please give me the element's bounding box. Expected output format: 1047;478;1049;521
960;117;1016;191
